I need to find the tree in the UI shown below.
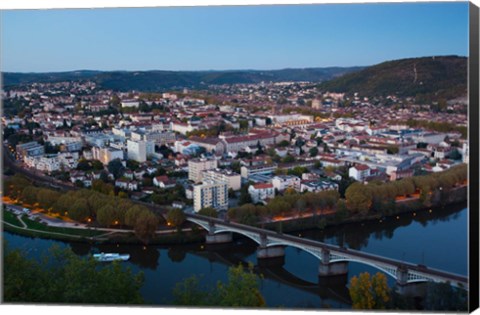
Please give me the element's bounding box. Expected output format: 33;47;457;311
172;263;265;307
309;147;319;157
4;244;144;304
96;204;117;226
282;155;295;163
198;207;218;218
238;185;252;205
216;263;266;307
124;205;145;227
277;140;290;147
5;175;32;199
118;191;128;198
76;159;92;171
108;159;125;179
68;198;90;221
134;210;159;243
345;182;373;215
423;281;468;311
52;192;77;214
166;208;186;228
36;188;61;210
21;186;39;205
91;159;104;171
349;272;390;310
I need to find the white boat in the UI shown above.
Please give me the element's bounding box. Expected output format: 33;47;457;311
93;252;130;262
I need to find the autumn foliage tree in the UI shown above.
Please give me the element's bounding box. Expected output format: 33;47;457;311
349;272;390;310
172;263;265;307
345;182;373;215
166;208;186;228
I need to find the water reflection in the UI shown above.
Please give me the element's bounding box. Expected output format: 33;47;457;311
3;202;468;308
303;202;467;251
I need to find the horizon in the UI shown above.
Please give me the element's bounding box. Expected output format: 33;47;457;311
2;2;469;72
2;54;468;74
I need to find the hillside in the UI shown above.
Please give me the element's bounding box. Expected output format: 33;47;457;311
318;56;467;101
3;67;363;92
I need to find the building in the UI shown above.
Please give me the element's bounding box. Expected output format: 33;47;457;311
115;179;138;191
174;140;201;155
16;141;45;159
193;179;228;212
300;180;339;193
24;154;60;173
188;136;226;154
272;175;301;192
92;146;124;165
126;140;153;163
170;121;198;135
240;163;277;181
311;99;322;110
188;158;218;183
349;164;371;181
121;100;140;108
248;183;275;204
221;132;277;153
202;169;242;191
133;130;176;145
153;175;176;189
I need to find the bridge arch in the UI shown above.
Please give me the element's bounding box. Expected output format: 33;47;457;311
265;241;324;261
329;257;399;280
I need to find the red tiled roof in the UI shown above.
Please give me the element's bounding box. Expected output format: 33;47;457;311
253;183;273;189
355;164;370;171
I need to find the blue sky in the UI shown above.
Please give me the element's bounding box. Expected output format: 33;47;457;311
1;2;469;72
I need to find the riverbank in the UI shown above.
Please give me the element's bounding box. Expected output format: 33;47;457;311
2;185;467;245
262;186;468;234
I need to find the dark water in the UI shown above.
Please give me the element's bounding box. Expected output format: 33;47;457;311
3;203;468;309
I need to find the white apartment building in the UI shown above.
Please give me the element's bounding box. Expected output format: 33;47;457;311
127;140;154;163
24;155;60;173
248;183;275;204
92;146;124;165
24;152;80;173
121;100;140;108
202;169;242;191
300;180;339;193
349;164;371;181
240;163;277;180
272;175;301;192
170;121;197;135
193;179;228;212
188;158;218;183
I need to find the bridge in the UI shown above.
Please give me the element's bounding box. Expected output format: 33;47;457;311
3;147;469;290
186;212;469;291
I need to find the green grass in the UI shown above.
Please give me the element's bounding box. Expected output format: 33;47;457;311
2;210;23;227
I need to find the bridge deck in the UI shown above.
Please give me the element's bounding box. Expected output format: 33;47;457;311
186;213;468;287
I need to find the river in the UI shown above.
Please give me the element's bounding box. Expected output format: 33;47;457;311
3;202;468;309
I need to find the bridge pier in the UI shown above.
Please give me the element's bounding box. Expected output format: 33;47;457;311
257;245;285;259
395;267;427;297
205;232;233;244
318;248;348;277
318;261;349;277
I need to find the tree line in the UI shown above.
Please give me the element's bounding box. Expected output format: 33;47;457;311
4;175;162;243
226;163;466;226
4;242;144;304
345;163;467;216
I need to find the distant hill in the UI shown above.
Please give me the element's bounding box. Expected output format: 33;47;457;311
318;56;467;101
2;67;363;92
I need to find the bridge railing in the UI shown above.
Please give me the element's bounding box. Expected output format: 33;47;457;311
185;212;468;287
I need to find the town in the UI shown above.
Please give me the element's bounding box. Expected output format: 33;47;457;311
2;79;468;227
